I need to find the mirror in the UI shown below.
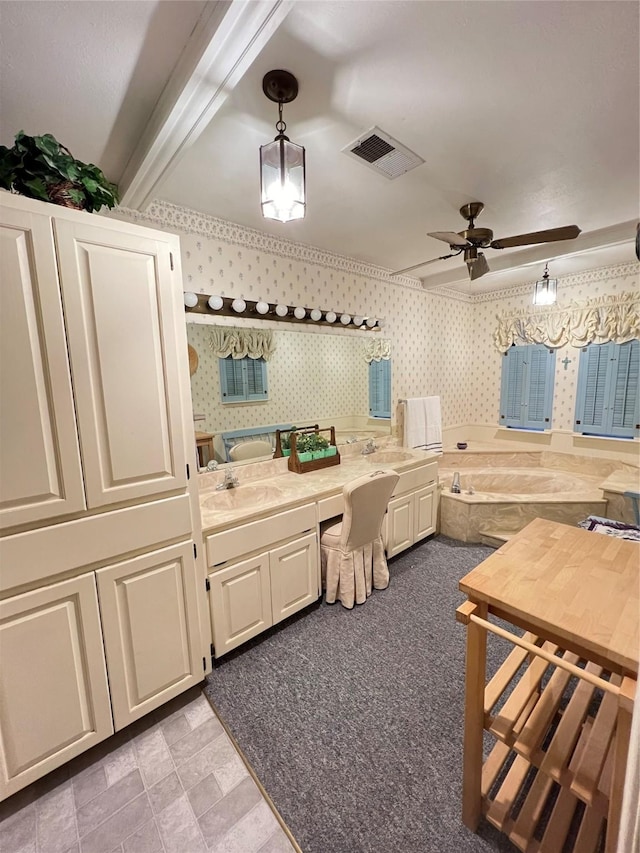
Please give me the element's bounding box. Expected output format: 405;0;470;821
186;320;391;464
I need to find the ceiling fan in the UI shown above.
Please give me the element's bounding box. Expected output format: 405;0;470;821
392;202;581;280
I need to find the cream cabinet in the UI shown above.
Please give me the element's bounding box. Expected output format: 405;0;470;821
206;505;319;656
0;574;113;799
0;194;206;801
96;542;204;731
0;194;188;532
384;463;438;558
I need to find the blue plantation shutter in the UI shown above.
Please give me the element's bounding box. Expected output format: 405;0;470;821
500;344;555;429
219;356;268;403
369;359;391;418
576;341;639;438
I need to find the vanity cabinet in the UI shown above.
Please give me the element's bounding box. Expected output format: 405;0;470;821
0;573;113;798
205;505;319;656
383;462;438;557
0;194;206;800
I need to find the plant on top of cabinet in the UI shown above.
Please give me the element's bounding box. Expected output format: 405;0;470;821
0;131;119;212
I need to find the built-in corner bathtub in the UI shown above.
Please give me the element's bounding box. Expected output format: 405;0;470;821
438;452;608;545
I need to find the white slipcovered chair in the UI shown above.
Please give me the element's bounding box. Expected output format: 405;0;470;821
321;470;399;609
228;440;273;462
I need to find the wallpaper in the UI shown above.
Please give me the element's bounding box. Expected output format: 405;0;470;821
113;201;639;441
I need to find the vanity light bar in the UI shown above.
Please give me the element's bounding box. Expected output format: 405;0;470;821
183;293;382;331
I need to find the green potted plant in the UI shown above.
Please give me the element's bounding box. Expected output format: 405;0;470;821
310;434;330;459
0;131;119;212
294;433;313;462
281;428;297;457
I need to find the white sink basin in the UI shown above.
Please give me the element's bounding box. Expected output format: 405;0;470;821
365;450;415;464
202;483;285;510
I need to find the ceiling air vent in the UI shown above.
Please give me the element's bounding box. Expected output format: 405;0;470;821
343;126;424;180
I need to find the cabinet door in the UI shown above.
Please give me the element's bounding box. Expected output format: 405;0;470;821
96;542;203;730
384;494;414;557
208;554;272;656
270;532;319;625
0;203;86;531
414;484;436;543
54;219;187;508
0;574;112;799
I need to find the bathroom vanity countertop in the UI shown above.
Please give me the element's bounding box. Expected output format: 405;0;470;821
198;448;437;533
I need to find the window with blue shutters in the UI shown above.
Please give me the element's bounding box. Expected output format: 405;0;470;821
574;340;639;438
369;359;391;419
219;356;268;403
499;344;556;430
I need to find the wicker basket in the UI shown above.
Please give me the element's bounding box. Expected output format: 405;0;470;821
46;180;85;210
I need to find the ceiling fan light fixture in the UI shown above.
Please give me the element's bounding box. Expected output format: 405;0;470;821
533;264;557;306
260;70;306;224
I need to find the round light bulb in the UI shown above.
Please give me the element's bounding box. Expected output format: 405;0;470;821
256;301;269;315
183;292;198;308
231;298;246;313
340;313;351;325
275;304;288;317
325;311;336;323
354;316;364;327
377;318;385;328
208;295;223;310
365;317;377;328
310;309;322;321
294;306;306;320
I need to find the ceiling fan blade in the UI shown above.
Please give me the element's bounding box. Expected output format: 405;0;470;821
490;225;581;250
428;231;471;248
390;256;450;276
467;252;490;281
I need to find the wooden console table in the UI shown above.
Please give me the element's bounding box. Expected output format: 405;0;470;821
195;431;214;468
456;518;638;853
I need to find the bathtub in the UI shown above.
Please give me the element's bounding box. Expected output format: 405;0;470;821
438;460;607;544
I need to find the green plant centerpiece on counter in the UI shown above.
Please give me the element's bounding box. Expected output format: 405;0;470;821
275;425;340;473
0;131;119;212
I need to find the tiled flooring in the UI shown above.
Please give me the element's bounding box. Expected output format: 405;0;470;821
0;688;297;853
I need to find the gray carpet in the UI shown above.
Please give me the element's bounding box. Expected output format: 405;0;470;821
204;535;520;853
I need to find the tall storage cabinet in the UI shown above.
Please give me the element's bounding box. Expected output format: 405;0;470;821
0;193;207;800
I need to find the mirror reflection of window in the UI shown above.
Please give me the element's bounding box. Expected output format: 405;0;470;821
369;359;391;419
219;356;268;403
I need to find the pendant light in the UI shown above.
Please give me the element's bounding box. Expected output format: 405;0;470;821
260;70;306;223
533;263;557;305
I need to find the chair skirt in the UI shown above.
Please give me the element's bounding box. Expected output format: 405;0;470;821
321;536;389;609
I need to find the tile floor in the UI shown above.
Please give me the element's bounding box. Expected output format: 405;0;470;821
0;688;297;853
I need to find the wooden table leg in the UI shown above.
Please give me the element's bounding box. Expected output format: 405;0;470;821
458;600;488;830
605;676;636;853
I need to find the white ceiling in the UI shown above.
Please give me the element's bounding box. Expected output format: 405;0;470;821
1;0;638;293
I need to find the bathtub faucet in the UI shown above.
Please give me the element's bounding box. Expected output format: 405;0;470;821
451;472;461;493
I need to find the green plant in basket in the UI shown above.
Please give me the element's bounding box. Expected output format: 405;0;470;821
0;131;119;212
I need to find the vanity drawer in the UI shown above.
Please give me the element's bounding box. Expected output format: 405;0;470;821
206;503;316;568
317;493;344;522
392;462;437;497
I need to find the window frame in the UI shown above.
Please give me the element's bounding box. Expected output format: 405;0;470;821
574;340;639;439
219;356;268;404
499;343;556;431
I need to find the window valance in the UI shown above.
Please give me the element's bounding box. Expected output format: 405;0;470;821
363;338;391;363
208;327;276;360
493;291;640;353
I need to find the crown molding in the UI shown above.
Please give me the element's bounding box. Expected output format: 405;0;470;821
117;200;425;291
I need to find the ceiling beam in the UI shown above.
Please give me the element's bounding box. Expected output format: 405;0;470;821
119;0;292;210
420;220;637;290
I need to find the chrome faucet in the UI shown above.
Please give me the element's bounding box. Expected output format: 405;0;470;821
216;467;240;490
451;472;461;493
361;438;377;455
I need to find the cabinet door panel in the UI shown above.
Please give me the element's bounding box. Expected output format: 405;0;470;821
384;494;414;557
414;485;436;542
270;532;319;625
209;554;271;656
54;221;187;508
0;574;112;799
0;206;85;530
96;542;203;729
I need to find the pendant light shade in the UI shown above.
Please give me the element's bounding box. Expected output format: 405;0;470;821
260;70;306;223
533;263;557;305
